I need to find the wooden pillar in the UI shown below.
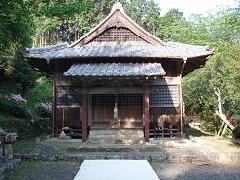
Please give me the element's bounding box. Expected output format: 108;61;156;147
179;78;184;138
51;77;56;137
114;94;119;127
88;95;92;126
81;95;88;142
144;88;150;142
180;59;186;138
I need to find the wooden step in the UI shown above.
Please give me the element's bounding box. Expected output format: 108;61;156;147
89;129;144;136
88;129;144;144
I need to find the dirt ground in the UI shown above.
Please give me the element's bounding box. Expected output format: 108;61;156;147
151;162;240;180
4;161;80;180
4;136;240;180
4;160;240;180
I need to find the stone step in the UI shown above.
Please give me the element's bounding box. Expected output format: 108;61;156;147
88;134;144;139
88;138;143;144
68;146;134;152
15;152;167;162
89;129;144;136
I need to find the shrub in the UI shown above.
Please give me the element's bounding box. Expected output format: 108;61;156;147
0;93;28;118
38;102;52;117
233;126;240;139
25;76;52;117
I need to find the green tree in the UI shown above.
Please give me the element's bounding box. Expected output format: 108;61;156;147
121;0;161;34
183;10;240;132
0;0;34;75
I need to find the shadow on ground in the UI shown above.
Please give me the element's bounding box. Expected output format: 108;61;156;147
4;161;81;180
151;162;240;180
184;125;212;138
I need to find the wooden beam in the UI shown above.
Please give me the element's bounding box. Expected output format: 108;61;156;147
144;87;150;142
81;95;88;142
152;76;181;85
54;86;144;94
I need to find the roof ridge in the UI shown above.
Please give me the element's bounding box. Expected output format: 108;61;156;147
111;2;124;13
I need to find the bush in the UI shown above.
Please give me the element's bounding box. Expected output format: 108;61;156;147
233;126;240;139
38;102;52;118
0;113;50;138
25;76;52;117
12;58;36;92
0;93;28;118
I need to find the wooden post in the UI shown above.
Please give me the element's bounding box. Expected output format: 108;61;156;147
114;94;119;128
179;79;184;138
52;78;56;137
88;95;92;126
144;88;150;142
180;58;187;138
81;95;88;142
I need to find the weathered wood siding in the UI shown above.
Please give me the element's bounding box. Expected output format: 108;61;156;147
52;62;182;137
149;77;181;130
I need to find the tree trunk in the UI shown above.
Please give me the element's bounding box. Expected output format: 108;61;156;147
214;88;235;131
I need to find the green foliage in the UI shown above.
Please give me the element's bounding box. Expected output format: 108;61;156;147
0;0;239;137
0;113;32;137
183;11;240;131
30;0;96;45
0;0;34;75
26;76;52;116
209;11;240;45
233;126;240;139
39;0;94;18
0;92;27;118
12;58;37;92
122;0;161;34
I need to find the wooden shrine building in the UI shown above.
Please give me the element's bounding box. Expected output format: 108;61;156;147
24;3;213;143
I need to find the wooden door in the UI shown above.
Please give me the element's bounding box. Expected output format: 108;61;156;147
91;94;143;129
118;94;143;128
92;94;118;128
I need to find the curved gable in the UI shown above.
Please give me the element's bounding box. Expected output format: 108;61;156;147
71;3;165;47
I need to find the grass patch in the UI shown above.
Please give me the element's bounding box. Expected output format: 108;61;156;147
12;137;36;153
13;133;48;153
4;160;80;180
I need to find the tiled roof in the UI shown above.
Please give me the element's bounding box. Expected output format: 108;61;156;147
24;41;212;60
64;63;166;77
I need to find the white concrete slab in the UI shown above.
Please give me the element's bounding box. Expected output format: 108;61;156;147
74;160;159;180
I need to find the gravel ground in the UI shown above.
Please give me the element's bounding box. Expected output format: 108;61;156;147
7;137;240;179
151;161;240;180
4;160;240;180
4;161;81;180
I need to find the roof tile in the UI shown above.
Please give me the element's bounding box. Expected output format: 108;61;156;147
64;63;166;77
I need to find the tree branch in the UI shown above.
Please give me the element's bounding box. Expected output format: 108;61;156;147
214;87;235;131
